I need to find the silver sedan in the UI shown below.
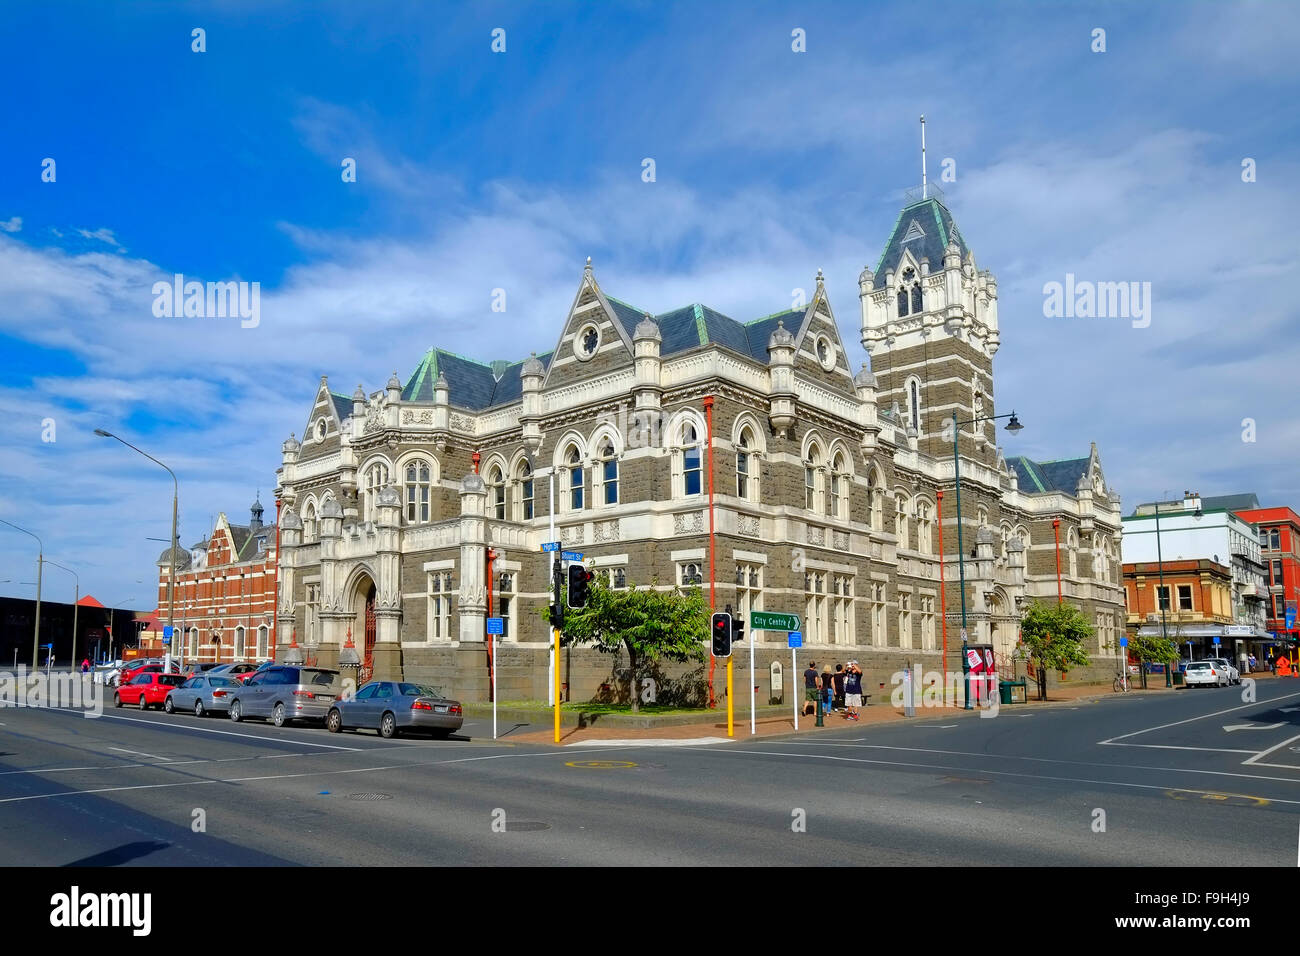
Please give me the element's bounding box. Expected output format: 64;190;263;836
163;675;239;716
326;681;464;739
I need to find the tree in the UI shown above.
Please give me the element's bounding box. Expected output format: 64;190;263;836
1131;631;1179;668
1019;600;1093;699
540;576;709;712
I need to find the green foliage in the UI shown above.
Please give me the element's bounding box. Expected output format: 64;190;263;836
1018;600;1093;672
1130;631;1179;665
536;576;709;711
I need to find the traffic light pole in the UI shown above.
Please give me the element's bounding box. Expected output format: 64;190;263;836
553;556;562;744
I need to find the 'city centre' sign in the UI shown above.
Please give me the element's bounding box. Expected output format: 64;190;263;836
751;611;801;631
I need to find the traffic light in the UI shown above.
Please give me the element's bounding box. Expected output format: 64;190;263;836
711;611;732;657
567;565;593;609
732;616;745;645
548;603;564;629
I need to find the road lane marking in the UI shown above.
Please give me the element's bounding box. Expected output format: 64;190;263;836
1243;732;1300;767
1224;722;1286;732
0;747;630;804
109;747;169;762
38;708;362;751
698;746;1300;804
1098;690;1300;745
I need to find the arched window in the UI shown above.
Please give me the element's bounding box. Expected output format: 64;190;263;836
614;568;626;589
830;453;848;520
736;428;754;501
681;562;702;586
566;446;584;511
488;465;506;520
804;446;822;511
302;500;317;542
680;424;703;497
257;625;269;659
363;461;389;522
599;441;618;505
1067;528;1079;578
896;493;910;549
234;626;246;658
908;379;921;433
916;499;933;555
911;283;923;314
516;460;534;520
404;459;431;524
867;469;884;532
897;287;909;317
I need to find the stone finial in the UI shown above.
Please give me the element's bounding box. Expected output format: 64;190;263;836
352;383;365;402
387;371;401;390
854;364;876;388
282;432;301;454
522;352;545;376
975;527;995;545
377;486;401;507
584;255;593;276
634;314;662;342
280;507;302;531
460;473;486;494
767;319;795;349
321;498;343;519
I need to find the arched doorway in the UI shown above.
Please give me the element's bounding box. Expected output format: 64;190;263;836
987;589;1016;664
350;573;378;684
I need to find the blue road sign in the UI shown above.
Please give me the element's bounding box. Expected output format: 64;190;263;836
788;631;803;648
1119;636;1128;647
561;550;583;562
1213;636;1221;645
541;541;561;552
486;617;504;635
1287;604;1297;630
163;625;174;639
162;637;171;645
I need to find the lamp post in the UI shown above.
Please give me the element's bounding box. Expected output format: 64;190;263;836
96;429;179;669
951;409;1024;709
0;518;44;668
1153;499;1173;687
937;489;948;705
41;559;79;668
1052;518;1063;604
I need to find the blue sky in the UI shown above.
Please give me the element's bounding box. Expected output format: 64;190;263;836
1;0;1297;608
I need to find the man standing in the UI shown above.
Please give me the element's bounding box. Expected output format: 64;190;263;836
844;661;864;721
833;663;847;714
803;661;820;717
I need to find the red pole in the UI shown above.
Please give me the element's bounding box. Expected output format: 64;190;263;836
273;497;281;657
704;396;716;709
938;490;948;703
1053;518;1063;605
486;548;496;703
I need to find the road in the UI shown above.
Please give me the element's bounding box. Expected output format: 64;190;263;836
1;678;1298;866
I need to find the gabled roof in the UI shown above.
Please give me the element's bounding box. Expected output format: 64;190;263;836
1200;493;1261;513
1006;455;1090;495
607;296;808;364
872;197;970;289
329;392;352;423
76;594;106;609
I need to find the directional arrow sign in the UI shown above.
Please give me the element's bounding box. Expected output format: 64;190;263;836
1280;707;1300;713
1223;722;1286;732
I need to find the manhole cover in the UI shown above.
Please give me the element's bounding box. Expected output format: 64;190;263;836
505;821;551;831
347;793;393;801
565;759;637;769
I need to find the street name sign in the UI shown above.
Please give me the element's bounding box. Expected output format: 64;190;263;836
788;631;803;648
561;551;583;562
541;542;561;552
486;617;504;635
751;611;801;631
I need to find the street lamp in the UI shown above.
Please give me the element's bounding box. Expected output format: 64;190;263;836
1153;498;1173;687
40;559;79;668
950;410;1025;709
96;429;180;668
0;517;44;668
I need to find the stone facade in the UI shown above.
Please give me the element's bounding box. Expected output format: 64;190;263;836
273;196;1126;701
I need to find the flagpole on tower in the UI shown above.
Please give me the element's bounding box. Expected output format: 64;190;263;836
920;114;927;200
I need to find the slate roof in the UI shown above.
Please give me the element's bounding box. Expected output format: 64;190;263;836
872;197;971;289
330;392;352;423
1200;493;1261;513
223;522;275;562
1006;455;1090;495
401;348;556;410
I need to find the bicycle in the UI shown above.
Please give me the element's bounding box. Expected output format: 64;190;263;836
1112;671;1131;693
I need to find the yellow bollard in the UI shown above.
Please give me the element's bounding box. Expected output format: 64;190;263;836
727;657;734;737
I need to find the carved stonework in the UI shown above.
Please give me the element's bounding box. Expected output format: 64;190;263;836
362;401;384;435
833;530;849;550
402;409;434;425
594;519;620;543
808;526;825;547
449;414;473;432
674;512;704;535
561;524;585;546
738;515;761;538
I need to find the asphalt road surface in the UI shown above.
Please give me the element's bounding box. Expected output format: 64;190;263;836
2;679;1298;866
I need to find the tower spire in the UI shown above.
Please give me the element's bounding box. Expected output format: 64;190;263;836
920;114;927;200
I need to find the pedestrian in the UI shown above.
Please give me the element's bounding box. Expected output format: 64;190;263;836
833;663;847;714
80;657;90;674
844;661;864;721
1249;653;1257;673
803;660;820;717
821;664;835;714
1270;655;1277;675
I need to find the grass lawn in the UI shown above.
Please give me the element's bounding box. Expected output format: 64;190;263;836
483;700;715;716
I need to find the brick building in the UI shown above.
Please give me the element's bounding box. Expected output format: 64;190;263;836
1236;505;1300;648
1122;559;1236;661
152;498;277;664
273;184;1126;701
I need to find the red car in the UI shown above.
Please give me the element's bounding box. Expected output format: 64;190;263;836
114;672;187;709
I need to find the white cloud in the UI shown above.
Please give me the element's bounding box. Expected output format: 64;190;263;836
0;217;21;233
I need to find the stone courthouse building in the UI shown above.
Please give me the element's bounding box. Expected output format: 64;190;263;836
273;184;1126;701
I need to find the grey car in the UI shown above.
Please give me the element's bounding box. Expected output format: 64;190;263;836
325;681;464;739
227;666;341;726
163;674;239;716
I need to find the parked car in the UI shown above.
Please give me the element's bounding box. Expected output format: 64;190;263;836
1183;661;1228;688
325;681;464;739
113;660;181;687
114;672;187;709
163;675;239;716
1209;658;1241;685
182;661;221;677
209;662;259;680
235;660;276;684
227;666;342;726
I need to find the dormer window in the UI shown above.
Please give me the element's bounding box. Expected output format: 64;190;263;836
911;283;923;314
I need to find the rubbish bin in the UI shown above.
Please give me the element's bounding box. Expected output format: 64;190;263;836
1172;671;1184;686
999;681;1014;705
